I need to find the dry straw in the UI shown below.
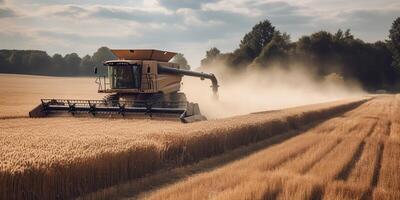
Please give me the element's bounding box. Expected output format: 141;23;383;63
140;96;400;200
0;98;367;199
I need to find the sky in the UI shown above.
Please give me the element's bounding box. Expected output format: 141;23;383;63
0;0;399;67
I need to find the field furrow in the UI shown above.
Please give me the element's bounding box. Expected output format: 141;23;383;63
336;140;365;181
307;138;364;181
375;141;400;192
344;141;378;186
256;136;321;171
135;96;400;200
277;137;342;174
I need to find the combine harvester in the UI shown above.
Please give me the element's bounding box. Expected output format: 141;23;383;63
29;49;218;123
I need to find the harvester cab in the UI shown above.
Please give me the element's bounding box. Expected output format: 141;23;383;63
29;49;219;123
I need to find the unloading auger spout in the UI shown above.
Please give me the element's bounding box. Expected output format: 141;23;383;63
157;65;219;96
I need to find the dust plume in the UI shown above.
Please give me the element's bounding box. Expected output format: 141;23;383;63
181;63;365;119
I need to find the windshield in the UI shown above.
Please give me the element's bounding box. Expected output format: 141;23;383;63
108;64;141;89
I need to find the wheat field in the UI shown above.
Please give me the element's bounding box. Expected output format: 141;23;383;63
0;74;104;119
139;95;400;200
0;74;368;199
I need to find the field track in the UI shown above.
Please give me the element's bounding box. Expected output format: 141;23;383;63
118;95;399;200
0;95;367;199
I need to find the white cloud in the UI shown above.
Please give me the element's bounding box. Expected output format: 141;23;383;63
0;0;399;66
202;0;260;16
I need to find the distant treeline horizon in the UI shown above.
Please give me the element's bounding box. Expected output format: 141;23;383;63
0;48;190;77
0;47;116;76
0;17;400;91
200;17;400;92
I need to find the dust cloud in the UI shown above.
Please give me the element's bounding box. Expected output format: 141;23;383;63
181;63;365;119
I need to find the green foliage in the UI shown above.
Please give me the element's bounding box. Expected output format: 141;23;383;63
253;32;291;67
0;47;115;76
201;47;220;67
229;19;275;68
52;54;65;67
0;51;11;72
389;17;400;75
389;17;400;48
28;51;52;74
206;47;221;58
64;53;82;76
294;30;395;90
0;50;52;75
92;47;116;66
91;47;116;75
201;18;400;91
80;55;94;75
239;20;275;58
171;53;190;70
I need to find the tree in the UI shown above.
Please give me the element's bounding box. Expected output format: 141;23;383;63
28;51;52;74
8;50;31;73
344;29;354;40
239;20;275;58
372;41;396;86
253;32;291;67
0;48;114;76
8;51;24;73
201;47;220;67
51;54;66;75
230;19;276;67
64;53;82;75
389;17;400;75
0;50;12;73
92;47;116;75
171;53;190;70
334;29;344;41
80;55;95;75
92;47;116;66
308;31;335;55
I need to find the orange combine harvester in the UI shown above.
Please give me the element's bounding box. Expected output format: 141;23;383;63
29;49;218;123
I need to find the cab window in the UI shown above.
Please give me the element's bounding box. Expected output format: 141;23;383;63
108;64;141;89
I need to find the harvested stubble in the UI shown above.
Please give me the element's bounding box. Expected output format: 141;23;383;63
0;96;367;199
140;95;400;200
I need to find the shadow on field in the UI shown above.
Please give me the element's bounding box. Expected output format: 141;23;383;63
79;103;366;200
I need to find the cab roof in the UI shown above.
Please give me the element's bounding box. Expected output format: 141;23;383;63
110;49;177;62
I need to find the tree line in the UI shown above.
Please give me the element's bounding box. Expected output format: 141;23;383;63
0;47;116;76
201;17;400;91
0;47;191;76
1;17;399;91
